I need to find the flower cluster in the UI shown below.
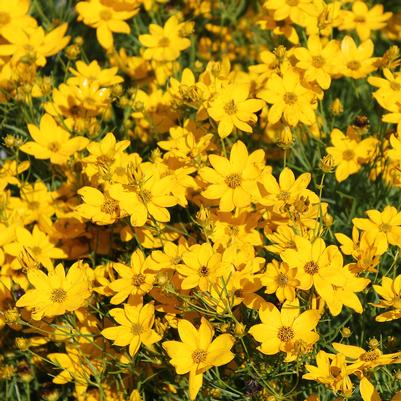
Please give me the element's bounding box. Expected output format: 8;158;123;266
0;1;401;401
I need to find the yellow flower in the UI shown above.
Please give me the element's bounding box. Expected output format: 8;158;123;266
294;35;339;89
109;249;155;305
0;0;36;38
0;24;70;67
281;236;345;308
20;114;88;165
261;260;300;303
177;242;229;292
139;15;191;62
101;303;161;356
16;263;91;320
76;0;138;49
200;140;265;212
339;36;377;79
326;128;377;182
207;83;264;138
372;274;401;322
163;318;235;400
353;206;401;250
303;351;361;397
4;226;66;271
68;60;124;87
249;299;320;361
76;186;123;225
339;1;391;41
369;70;401;112
257;68;317;126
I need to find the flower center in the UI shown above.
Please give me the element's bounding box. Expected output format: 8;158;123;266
31;246;42;256
100;9;113;21
330;366;341;378
347;61;361;71
342;149;355;161
390;81;401;91
132;273;146;287
192;349;207;364
277;326;295;342
311;55;325;68
101;197;120;215
276;272;289;287
48;142;60;152
158;37;170;48
199;266;209;277
379;223;391;233
360;350;380;362
304;261;319;275
131;323;144;335
50;288;67;303
354;15;366;23
283;92;297;105
277;190;290;201
224;99;238;115
225;173;242;189
286;0;299;5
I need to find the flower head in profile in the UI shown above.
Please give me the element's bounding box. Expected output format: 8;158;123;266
16;263;91;320
20;114;88;165
163;318;235;400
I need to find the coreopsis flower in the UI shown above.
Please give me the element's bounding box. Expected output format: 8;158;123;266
339;36;377;79
339;1;391;41
101;303;161;356
76;186;123;225
293;35;339;89
4;226;66;271
0;24;70;67
372;274;401;322
163;318;235;400
20;114;88;165
200;140;264;212
76;0;138;49
281;236;345;310
0;0;36;38
326;128;377;182
258;167;313;213
257;68;317;126
109;249;155;305
353;206;401;250
303;351;362;397
261;260;300;303
369;70;401;112
249;300;320;361
0;160;30;190
16;263;91;320
177;242;229;291
68;60;124;87
207;83;264;138
139;15;192;62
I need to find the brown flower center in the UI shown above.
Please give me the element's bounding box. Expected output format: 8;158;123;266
277;326;295;342
199;266;209;277
158;37;170;48
132;273;146;287
347;61;361;71
50;288;67;303
311;55;325;68
304;261;319;275
283;92;298;105
131;323;144;335
192;349;207;364
286;0;299;5
277;190;290;201
224;99;238;115
101;197;120;216
354;15;366;23
100;9;113;21
48;142;60;152
0;12;10;26
390;81;401;91
330;366;341;378
140;189;152;204
276;272;289;287
225;173;242;189
379;223;391;233
342;149;355;161
360;350;380;362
